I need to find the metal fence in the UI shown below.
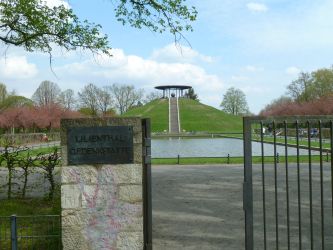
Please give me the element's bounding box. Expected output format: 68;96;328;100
0;215;61;250
243;116;333;250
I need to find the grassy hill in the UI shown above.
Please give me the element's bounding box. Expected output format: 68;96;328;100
122;98;169;132
122;98;242;133
179;99;242;133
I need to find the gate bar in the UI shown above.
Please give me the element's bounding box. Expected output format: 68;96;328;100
295;121;302;250
284;121;290;250
307;121;314;250
330;121;333;220
142;118;152;250
318;121;325;250
260;122;267;250
273;121;279;250
243;117;253;250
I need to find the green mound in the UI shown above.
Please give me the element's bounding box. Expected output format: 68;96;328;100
122;98;242;133
179;99;242;133
123;99;169;132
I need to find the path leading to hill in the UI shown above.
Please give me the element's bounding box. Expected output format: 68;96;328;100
169;97;180;133
152;164;244;249
152;164;333;249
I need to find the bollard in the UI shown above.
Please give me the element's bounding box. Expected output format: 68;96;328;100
227;154;230;164
177;154;180;165
10;215;17;250
326;151;329;162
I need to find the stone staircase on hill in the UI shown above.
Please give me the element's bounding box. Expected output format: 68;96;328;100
169;97;180;133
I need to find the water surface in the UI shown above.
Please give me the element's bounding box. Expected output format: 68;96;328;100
151;138;317;158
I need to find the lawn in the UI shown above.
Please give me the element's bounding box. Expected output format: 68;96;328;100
152;154;329;165
122;98;169;132
179;99;243;133
0;198;61;249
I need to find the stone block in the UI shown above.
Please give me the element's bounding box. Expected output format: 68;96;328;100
133;143;143;164
62;184;81;209
121;216;143;232
62;166;98;185
61;145;68;165
116;232;143;250
62;227;89;250
100;164;142;185
62;210;89;227
81;184;100;209
118;185;142;203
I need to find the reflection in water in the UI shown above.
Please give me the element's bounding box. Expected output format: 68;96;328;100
151;138;318;158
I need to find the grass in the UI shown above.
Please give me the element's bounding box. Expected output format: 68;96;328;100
0;197;60;216
122;98;169;132
0;146;59;167
252;134;332;150
122;98;243;133
152;154;330;165
0;197;61;249
179;99;243;133
19;146;58;156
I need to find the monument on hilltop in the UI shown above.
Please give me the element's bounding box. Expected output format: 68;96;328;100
155;85;192;98
155;85;192;134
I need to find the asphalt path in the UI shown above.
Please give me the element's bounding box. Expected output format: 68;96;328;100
152;164;333;250
152;164;245;250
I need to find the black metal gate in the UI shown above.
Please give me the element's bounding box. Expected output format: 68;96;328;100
243;116;333;250
142;118;152;250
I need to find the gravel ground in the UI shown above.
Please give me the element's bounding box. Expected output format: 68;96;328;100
152;164;333;250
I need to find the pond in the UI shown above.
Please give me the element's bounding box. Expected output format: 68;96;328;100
151;137;318;158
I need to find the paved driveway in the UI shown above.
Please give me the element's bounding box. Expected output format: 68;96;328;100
152;163;333;250
152;164;245;250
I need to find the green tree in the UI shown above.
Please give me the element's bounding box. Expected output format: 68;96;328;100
0;95;33;111
287;72;312;102
0;0;197;56
184;87;198;100
287;67;333;102
310;68;333;99
220;87;249;115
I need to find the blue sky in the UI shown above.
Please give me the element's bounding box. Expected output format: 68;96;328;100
1;0;333;114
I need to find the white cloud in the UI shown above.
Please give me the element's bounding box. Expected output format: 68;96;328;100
151;44;214;64
286;66;301;76
53;48;224;107
246;2;268;12
0;56;38;79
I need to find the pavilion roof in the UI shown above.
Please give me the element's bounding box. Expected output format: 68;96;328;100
155;85;192;90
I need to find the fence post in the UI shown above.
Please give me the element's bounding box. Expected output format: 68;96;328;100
10;215;17;250
276;153;280;163
177;155;180;165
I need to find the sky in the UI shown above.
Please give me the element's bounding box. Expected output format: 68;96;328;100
1;0;333;114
